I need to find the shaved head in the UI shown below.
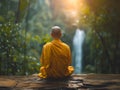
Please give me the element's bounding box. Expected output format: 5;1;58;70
51;26;62;39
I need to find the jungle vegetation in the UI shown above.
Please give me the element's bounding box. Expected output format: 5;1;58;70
0;0;119;75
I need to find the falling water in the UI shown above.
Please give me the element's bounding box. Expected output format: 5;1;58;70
73;28;85;74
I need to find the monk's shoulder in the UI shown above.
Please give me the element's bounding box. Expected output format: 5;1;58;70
61;42;70;49
43;42;52;48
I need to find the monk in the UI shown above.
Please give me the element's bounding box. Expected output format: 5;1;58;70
38;26;74;79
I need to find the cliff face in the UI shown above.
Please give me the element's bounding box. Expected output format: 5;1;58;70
0;74;120;90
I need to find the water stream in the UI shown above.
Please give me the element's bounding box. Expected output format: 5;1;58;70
73;28;85;74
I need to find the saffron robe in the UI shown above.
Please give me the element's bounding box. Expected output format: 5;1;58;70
38;39;74;78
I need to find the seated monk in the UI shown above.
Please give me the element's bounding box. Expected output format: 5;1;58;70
38;26;74;79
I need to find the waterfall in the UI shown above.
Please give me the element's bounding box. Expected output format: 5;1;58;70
73;28;85;74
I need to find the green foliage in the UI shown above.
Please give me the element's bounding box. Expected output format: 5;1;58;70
0;22;40;75
0;0;40;75
80;0;120;73
0;22;23;75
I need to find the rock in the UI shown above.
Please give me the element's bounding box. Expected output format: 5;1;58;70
0;74;120;90
0;78;17;87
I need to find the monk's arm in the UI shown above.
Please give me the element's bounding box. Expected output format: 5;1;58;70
40;47;45;66
40;45;51;68
68;47;72;65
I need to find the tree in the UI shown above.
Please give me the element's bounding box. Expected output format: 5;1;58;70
0;0;37;75
79;0;120;73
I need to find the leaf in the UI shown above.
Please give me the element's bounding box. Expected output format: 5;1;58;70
0;16;5;22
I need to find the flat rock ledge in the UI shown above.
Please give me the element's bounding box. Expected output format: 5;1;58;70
0;74;120;90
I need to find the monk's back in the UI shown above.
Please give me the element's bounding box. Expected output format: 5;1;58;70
45;40;70;78
38;26;74;79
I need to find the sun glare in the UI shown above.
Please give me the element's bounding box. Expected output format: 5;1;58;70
64;0;78;10
63;0;80;23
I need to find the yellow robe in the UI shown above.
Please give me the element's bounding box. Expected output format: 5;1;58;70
38;39;74;78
